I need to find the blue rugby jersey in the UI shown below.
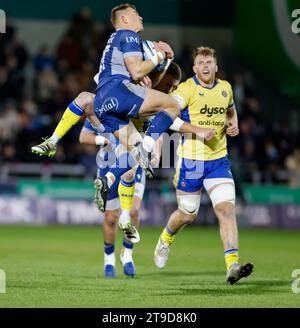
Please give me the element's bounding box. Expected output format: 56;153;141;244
96;29;143;89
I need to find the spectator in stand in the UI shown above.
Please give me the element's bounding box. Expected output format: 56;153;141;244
33;45;55;72
0;100;20;142
36;67;59;114
56;32;84;70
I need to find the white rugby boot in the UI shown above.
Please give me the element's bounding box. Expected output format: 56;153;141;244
154;237;171;269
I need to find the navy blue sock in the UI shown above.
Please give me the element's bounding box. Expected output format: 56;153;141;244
104;242;115;255
123;239;134;250
146;111;173;141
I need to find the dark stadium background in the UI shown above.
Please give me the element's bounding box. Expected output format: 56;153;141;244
0;0;300;309
1;0;299;227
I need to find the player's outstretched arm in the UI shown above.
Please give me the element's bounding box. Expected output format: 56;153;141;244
169;117;215;141
79;131;109;146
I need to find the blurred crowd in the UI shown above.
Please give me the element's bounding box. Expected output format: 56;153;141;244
228;79;300;187
0;9;299;186
0;9;113;168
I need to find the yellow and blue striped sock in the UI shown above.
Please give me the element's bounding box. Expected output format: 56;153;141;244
161;225;176;245
224;248;239;269
53;100;84;140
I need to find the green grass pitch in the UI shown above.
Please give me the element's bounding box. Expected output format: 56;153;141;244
0;225;299;308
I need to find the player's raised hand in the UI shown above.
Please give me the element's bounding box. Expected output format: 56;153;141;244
156;41;174;59
139;75;152;88
226;122;239;137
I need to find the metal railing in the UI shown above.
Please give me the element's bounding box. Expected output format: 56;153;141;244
0;163;87;182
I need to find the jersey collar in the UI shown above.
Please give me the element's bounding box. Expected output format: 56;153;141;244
193;75;219;89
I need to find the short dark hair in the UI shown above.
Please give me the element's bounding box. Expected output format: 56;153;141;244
111;3;136;27
166;62;182;81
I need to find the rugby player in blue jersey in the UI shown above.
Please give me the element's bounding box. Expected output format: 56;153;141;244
91;4;185;212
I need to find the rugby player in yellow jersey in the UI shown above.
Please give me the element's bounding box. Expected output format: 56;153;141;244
154;47;254;285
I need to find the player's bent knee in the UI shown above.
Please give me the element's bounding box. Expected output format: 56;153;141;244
209;183;236;208
76;92;95;109
121;169;135;182
177;195;200;216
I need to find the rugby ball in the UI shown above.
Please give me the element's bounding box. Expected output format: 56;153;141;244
142;40;168;72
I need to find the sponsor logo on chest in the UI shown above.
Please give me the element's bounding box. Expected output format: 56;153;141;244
200;104;226;117
126;36;139;44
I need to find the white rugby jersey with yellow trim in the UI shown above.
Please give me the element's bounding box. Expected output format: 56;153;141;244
171;75;235;161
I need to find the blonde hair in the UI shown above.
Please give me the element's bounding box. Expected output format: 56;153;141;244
193;46;217;63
